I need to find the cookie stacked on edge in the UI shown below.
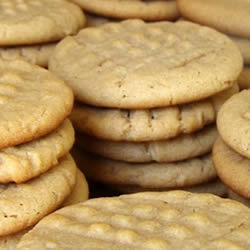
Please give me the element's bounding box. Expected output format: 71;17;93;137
0;58;89;246
213;90;250;206
177;0;250;90
49;20;242;195
0;0;86;68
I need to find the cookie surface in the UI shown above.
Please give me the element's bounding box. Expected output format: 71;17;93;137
49;20;242;109
17;191;250;249
71;85;237;142
76;125;216;163
238;66;250;90
177;0;250;39
0;59;73;149
73;149;216;189
0;42;56;68
0;119;74;184
217;90;250;159
0;0;86;46
62;168;89;207
0;154;76;236
213;137;250;200
70;0;178;21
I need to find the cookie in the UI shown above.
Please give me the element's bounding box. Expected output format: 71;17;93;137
177;0;250;39
213;137;250;200
17;191;250;249
49;20;242;109
110;179;228;197
0;154;76;236
217;90;250;159
71;85;237;142
238;66;250;90
231;36;250;64
70;0;179;21
73;149;216;189
0;119;74;184
76;125;216;163
228;189;250;208
0;58;73;149
0;42;56;68
62;168;89;207
0;0;86;46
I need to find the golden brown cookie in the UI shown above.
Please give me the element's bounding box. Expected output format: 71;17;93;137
0;154;76;236
213;137;250;200
0;0;86;46
217;90;250;159
70;0;179;21
76;125;216;163
17;191;250;249
73;148;216;189
0;58;73;149
49;20;242;109
177;0;250;39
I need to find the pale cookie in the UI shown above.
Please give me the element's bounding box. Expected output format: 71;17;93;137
76;125;216;163
217;90;250;159
110;179;228;197
177;0;250;39
0;59;73;149
0;154;76;236
71;85;237;142
238;66;250;90
0;119;74;184
231;36;250;64
73;149;216;189
17;191;250;249
70;0;179;21
213;137;250;200
49;20;242;109
228;189;250;208
62;168;89;207
0;0;86;46
0;42;56;68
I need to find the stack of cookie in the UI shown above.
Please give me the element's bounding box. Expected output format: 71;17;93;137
49;20;242;195
0;0;86;68
213;90;250;206
177;0;250;90
0;58;89;243
70;0;179;21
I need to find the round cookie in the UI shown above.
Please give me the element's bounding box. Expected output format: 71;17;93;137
0;58;73;149
0;119;74;184
17;191;250;249
76;125;216;163
177;0;250;39
70;0;179;21
110;179;228;197
0;0;86;46
71;85;237;142
62;168;89;207
49;20;242;109
0;42;56;68
213;137;250;200
230;36;250;64
238;66;250;90
0;154;76;236
217;90;250;159
73;149;216;189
